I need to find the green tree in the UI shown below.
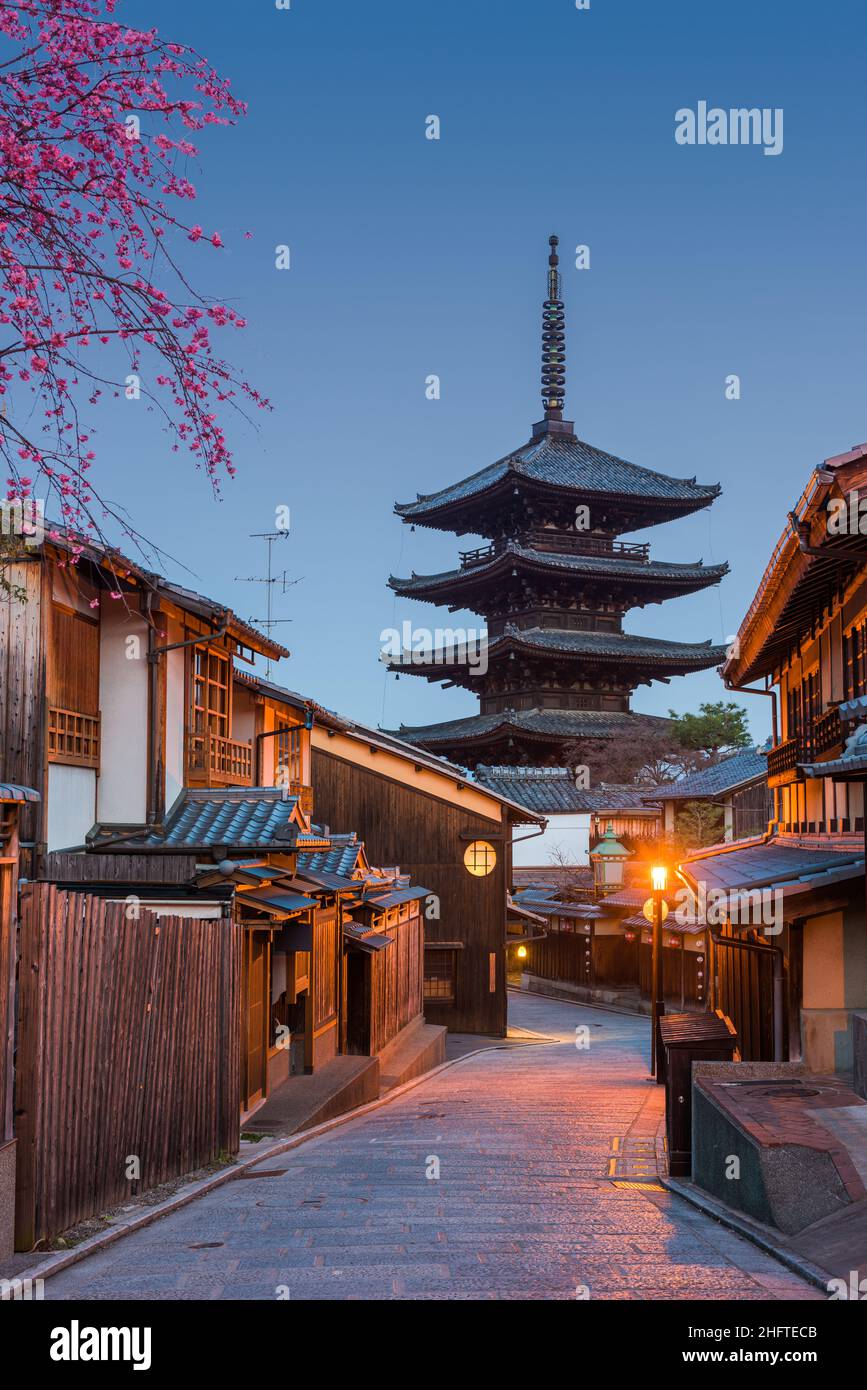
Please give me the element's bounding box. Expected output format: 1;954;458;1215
668;701;751;766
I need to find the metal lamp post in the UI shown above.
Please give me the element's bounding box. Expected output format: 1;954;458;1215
650;865;667;1078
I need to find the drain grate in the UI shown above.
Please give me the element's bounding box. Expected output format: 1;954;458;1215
232;1167;289;1179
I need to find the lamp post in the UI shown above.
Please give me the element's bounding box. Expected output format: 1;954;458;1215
650;865;667;1078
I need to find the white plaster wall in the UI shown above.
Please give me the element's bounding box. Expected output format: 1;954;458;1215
97;600;149;824
47;763;97;850
165;641;185;813
512;812;591;869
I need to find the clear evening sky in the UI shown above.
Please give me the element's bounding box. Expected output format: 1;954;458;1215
101;0;867;745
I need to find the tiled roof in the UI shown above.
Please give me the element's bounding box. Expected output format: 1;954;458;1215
396;430;720;519
97;788;318;854
393;708;670;746
649;748;769;802
297;836;366;880
512;888;602;920
679;840;863;894
0;783;40;802
389;544;728;597
389;627;727;673
474;766;662;814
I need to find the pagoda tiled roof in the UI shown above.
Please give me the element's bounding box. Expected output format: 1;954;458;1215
390;707;670;748
389;627;727;674
395;429;720;521
389;542;728;597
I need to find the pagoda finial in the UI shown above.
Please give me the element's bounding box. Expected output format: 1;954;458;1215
541;234;565;421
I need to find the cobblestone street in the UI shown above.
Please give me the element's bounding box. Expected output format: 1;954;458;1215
45;994;821;1301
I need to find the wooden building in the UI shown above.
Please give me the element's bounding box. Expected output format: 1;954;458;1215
692;442;867;1072
385;235;728;767
511;882;708;1012
0;534;444;1243
230;676;545;1036
475;766;662;873
648;746;772;845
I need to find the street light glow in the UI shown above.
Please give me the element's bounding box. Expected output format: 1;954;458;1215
651;865;667;893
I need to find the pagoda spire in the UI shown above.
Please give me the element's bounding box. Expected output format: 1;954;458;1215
541;234;566;422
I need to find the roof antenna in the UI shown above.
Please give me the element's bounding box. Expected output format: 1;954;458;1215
235;530;299;679
541;234;565;422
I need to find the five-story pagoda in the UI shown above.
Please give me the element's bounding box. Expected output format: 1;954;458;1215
387;237;728;768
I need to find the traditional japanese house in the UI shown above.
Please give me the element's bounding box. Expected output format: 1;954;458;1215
386;236;728;768
474;766;662;876
228;674;546;1036
647;746;772;844
0;528;290;874
510;879;708;1012
0;534;441;1173
693;442;867;1072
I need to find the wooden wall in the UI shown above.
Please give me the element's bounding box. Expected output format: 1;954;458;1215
312;748;508;1035
312;908;338;1066
14;884;240;1250
524;927;706;1007
0;559;47;867
368;904;424;1056
711;926;779;1061
47;604;99;713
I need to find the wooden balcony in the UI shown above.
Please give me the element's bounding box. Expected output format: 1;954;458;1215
187;731;253;786
47;707;100;768
459;533;651;570
766;736;807;788
812;704;844;763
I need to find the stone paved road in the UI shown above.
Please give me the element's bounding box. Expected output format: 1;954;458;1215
46;994;821;1301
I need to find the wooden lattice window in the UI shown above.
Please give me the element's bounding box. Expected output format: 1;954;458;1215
275;716;303;784
190;644;230;738
424;949;456;1002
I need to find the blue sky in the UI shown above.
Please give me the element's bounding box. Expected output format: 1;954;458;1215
101;0;867;744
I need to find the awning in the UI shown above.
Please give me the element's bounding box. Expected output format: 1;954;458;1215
343;922;393;952
363;885;431;909
678;838;864;923
506;894;547;927
293;870;359;892
0;783;41;803
240;886;317;915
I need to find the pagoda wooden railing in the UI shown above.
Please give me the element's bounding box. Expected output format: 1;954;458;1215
47;707;100;768
766;735;807;788
459;534;650;569
187;731;253;786
812;704;844;762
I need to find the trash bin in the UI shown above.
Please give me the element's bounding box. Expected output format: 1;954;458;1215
659;1011;738;1177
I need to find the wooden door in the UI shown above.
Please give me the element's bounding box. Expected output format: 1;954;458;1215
244;933;268;1109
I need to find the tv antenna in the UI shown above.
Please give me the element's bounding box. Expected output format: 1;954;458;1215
235;529;300;678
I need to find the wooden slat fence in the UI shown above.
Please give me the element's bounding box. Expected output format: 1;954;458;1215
14;883;241;1250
